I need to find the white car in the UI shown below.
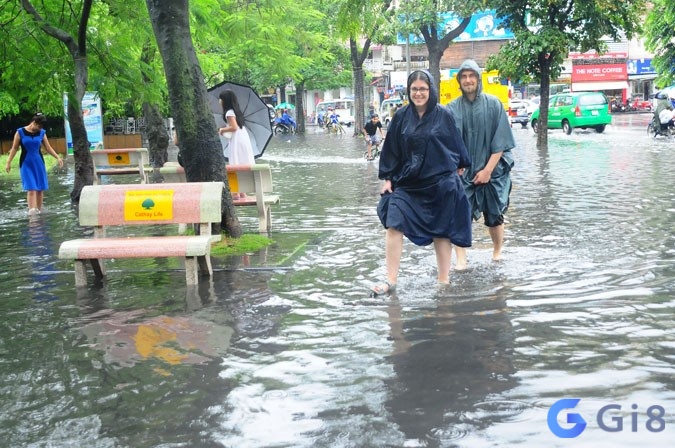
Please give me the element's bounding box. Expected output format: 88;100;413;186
508;99;529;128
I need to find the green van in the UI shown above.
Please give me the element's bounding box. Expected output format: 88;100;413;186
530;92;612;134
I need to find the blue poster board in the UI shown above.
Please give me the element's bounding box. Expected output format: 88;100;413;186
63;91;103;154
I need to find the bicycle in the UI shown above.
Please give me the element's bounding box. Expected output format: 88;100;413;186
326;121;344;134
363;137;383;160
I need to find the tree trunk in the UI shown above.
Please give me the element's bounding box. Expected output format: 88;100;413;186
142;102;169;182
421;17;471;98
67;92;94;203
536;55;552;149
296;82;306;134
145;0;240;237
350;37;369;138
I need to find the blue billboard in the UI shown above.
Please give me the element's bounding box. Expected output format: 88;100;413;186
398;10;514;45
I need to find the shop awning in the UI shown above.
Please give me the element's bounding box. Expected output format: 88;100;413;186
572;81;629;91
628;74;658;80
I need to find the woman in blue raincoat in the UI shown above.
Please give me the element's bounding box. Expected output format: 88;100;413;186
372;70;472;296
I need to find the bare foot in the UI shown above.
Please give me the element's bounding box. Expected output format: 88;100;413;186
492;250;502;261
454;261;468;271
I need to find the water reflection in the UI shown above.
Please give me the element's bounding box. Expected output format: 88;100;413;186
1;117;674;447
385;290;516;446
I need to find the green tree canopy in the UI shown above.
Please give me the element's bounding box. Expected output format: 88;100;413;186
488;0;645;148
645;0;675;88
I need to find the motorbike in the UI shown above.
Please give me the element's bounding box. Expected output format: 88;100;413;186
647;116;675;138
273;122;295;135
626;97;652;112
273;116;296;135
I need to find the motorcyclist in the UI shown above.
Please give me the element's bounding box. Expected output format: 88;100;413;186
275;109;296;132
655;92;674;129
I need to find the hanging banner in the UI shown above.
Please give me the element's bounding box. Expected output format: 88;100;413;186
63;91;103;154
397;10;514;45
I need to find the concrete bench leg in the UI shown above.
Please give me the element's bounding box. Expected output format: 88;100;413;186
90;259;106;279
257;204;270;234
197;255;213;276
185;257;200;285
74;260;88;287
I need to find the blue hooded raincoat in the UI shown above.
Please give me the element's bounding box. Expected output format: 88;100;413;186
377;70;473;247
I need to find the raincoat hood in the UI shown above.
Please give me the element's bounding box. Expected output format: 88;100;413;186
456;59;483;96
407;69;439;114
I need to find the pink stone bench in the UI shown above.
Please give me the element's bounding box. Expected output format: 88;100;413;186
91;148;152;184
58;182;223;287
159;162;279;234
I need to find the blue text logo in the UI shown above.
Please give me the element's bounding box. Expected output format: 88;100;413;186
548;398;587;438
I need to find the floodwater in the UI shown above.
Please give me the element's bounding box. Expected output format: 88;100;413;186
0;114;673;447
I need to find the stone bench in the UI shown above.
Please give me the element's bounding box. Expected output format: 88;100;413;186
159;162;279;234
91;148;152;184
58;182;223;287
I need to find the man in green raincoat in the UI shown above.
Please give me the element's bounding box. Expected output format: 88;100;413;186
447;60;515;268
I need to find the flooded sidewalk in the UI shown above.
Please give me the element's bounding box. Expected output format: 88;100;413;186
0;122;674;447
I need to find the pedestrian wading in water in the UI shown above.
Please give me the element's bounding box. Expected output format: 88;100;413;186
4;113;64;216
372;70;472;296
448;59;515;269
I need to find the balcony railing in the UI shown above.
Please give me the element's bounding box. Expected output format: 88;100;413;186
392;60;429;71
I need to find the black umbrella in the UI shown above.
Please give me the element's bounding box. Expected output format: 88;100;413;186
207;81;273;159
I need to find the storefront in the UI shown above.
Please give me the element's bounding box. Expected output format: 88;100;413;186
627;58;657;100
570;52;629;102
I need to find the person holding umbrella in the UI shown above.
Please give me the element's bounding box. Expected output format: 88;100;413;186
218;89;255;176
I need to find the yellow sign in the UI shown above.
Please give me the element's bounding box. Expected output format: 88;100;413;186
124;190;174;221
107;152;130;165
227;172;239;192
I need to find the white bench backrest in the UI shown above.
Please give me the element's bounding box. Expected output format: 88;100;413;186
226;164;273;193
78;182;223;226
91;148;149;167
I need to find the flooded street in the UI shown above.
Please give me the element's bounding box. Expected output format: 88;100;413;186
1;113;674;447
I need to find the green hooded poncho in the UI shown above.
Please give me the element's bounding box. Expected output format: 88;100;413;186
447;60;515;221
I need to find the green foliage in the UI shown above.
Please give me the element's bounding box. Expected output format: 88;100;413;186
486;0;645;147
645;0;675;87
488;0;646;85
0;153;60;180
211;233;273;256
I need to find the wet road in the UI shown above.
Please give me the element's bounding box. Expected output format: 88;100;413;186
0;113;673;447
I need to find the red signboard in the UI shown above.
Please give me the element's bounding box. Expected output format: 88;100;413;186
571;63;627;82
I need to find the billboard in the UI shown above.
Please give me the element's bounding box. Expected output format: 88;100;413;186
63;91;103;154
398;10;514;45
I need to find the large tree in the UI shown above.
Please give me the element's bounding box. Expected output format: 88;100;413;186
644;0;675;88
488;0;645;149
395;0;481;93
145;0;240;237
335;0;393;136
19;0;96;202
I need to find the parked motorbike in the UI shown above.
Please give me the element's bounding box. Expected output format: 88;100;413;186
610;98;626;113
626;97;652;112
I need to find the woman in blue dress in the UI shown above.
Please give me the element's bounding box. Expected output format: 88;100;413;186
4;113;64;215
372;70;472;296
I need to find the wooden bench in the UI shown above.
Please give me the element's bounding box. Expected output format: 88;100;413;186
91;148;152;184
159;162;280;234
58;182;223;287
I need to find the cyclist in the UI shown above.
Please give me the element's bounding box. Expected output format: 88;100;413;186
362;114;385;160
327;108;340;130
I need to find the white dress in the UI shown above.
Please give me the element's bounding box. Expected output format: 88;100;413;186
224;109;255;165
